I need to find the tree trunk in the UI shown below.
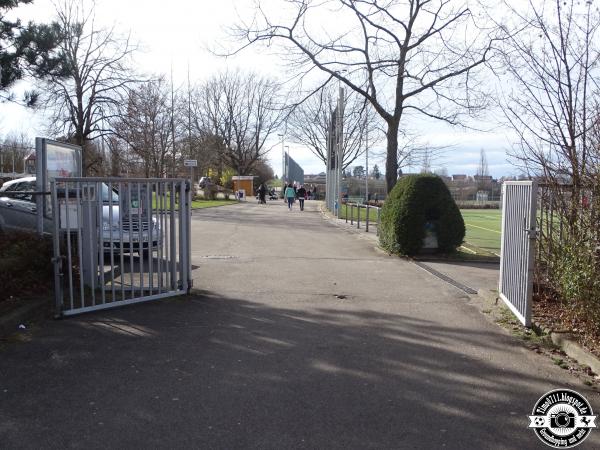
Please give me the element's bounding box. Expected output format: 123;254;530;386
385;120;400;193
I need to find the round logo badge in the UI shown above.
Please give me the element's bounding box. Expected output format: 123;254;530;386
529;389;597;448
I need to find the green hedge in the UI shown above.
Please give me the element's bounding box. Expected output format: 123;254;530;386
379;174;465;255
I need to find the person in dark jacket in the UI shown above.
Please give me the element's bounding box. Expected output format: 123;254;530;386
258;183;266;204
296;185;307;211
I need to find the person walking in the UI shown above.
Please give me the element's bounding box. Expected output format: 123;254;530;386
297;185;307;211
284;183;296;210
258;183;266;204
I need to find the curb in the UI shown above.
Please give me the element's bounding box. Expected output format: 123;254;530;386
476;289;600;376
550;333;600;376
0;297;49;337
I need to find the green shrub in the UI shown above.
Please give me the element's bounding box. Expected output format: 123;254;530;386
551;236;600;327
379;174;465;255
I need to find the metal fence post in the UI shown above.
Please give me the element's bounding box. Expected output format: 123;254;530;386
51;181;63;318
357;204;360;229
186;180;192;292
366;204;370;232
351;204;354;225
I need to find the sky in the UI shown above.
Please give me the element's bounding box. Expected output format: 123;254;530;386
0;0;521;178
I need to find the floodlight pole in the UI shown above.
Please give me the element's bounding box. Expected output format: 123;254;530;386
285;145;290;184
278;133;285;195
336;86;344;219
365;104;369;206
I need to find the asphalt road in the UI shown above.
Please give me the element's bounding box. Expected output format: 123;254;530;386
1;199;599;449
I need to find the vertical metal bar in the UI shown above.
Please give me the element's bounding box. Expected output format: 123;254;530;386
87;182;96;306
64;181;74;311
366;204;370;232
119;181;125;302
157;182;164;293
128;185;134;298
524;182;537;326
345;202;348;223
137;183;144;296
179;181;188;292
146;181;153;293
51;181;63;318
108;181;116;302
164;182;170;290
170;181;177;290
35;138;45;236
98;181;106;304
351;204;354;225
499;183;507;298
76;183;84;308
186;180;192;292
357;204;361;229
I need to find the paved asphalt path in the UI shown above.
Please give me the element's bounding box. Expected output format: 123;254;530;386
2;199;600;449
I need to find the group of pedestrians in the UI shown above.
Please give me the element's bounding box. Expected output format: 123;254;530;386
284;183;308;211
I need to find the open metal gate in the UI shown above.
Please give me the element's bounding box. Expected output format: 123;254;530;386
499;181;538;326
51;178;192;317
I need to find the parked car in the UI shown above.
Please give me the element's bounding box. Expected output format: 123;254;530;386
0;176;161;255
199;176;212;188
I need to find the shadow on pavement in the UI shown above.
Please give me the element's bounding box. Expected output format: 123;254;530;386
1;290;589;449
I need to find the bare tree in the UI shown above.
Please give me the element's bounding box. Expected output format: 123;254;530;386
0;131;32;173
32;0;138;174
192;70;283;176
114;78;175;178
287;85;378;171
497;0;600;331
475;148;489;178
231;0;496;192
497;0;600;199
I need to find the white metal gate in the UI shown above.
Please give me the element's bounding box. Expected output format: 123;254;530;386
499;181;538;326
51;178;192;317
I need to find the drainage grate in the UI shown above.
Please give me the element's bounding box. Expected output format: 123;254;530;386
412;261;478;295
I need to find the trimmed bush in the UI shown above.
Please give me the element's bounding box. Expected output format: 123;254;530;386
379;174;465;255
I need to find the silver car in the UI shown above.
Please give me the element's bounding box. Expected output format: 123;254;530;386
0;177;161;255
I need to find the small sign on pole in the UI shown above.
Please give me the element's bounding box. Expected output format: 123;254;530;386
183;160;197;187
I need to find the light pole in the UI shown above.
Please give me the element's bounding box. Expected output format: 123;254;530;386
278;133;284;196
365;95;369;206
284;145;290;185
336;86;344;218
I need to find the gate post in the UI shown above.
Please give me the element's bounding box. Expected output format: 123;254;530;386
51;181;63;318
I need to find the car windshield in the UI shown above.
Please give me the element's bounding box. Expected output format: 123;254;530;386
102;183;119;202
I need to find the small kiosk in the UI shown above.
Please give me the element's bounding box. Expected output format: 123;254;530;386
232;176;255;201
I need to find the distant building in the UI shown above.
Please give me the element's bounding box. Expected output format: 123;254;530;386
305;172;326;183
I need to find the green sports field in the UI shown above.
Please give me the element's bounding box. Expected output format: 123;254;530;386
460;209;502;256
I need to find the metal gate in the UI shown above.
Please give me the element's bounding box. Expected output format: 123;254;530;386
51;178;192;317
499;181;538;326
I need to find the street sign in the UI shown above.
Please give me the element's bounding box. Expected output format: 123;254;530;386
184;159;197;167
